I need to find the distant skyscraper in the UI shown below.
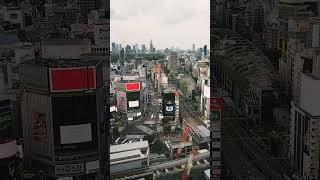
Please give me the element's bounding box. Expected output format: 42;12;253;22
150;40;153;53
192;44;195;51
204;45;207;57
115;44;119;51
112;42;116;52
125;45;131;54
142;44;146;53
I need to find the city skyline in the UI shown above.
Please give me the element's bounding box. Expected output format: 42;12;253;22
111;40;207;51
110;0;209;50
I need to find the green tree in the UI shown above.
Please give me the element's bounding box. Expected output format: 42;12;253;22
163;123;171;134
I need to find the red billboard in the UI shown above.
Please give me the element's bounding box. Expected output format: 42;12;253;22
125;82;140;92
210;98;223;110
49;67;96;92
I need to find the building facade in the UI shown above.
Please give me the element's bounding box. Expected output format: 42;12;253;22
21;59;106;180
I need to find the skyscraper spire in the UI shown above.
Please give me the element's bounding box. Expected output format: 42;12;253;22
150;40;153;53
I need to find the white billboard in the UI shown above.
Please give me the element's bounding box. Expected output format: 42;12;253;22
128;100;139;107
110;106;117;112
203;85;210;98
60;124;92;144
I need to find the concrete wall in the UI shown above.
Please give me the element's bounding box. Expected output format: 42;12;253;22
110;159;145;174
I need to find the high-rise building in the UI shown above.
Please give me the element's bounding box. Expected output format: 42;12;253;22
204;45;207;57
161;91;180;128
192;44;195;52
289;8;320;180
79;0;102;23
214;1;227;27
150;40;153;53
141;44;146;53
112;42;116;52
116;81;142;121
125;45;131;54
168;52;178;70
264;17;279;50
21;59;107;180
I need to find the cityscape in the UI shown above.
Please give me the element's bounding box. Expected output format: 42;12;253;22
1;0;320;180
109;40;210;180
0;0;109;179
213;0;320;179
110;0;210;179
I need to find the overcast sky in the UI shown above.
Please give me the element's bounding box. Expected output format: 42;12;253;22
111;0;209;50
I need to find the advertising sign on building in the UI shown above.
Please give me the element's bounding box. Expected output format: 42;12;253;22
125;82;140;92
0;99;12;131
55;163;85;175
162;93;175;117
49;67;96;92
117;91;127;113
127;91;140;111
128;100;139;108
32;112;47;142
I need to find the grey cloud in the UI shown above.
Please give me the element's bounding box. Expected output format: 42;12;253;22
111;8;128;21
164;13;194;25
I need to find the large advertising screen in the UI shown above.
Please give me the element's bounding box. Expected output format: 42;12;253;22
125;82;140;92
162;93;175;116
49;67;96;92
52;95;98;154
127;91;140;110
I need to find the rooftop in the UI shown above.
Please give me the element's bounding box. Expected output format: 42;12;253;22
197;126;210;138
110;149;141;161
23;58;103;68
110;141;149;154
41;39;91;45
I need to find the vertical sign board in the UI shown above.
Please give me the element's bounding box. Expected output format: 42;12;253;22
162;92;176;117
117;91;127;113
210;98;222;121
210;97;222;180
49;67;96;92
0;99;12;131
32;112;47;142
175;92;180;124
